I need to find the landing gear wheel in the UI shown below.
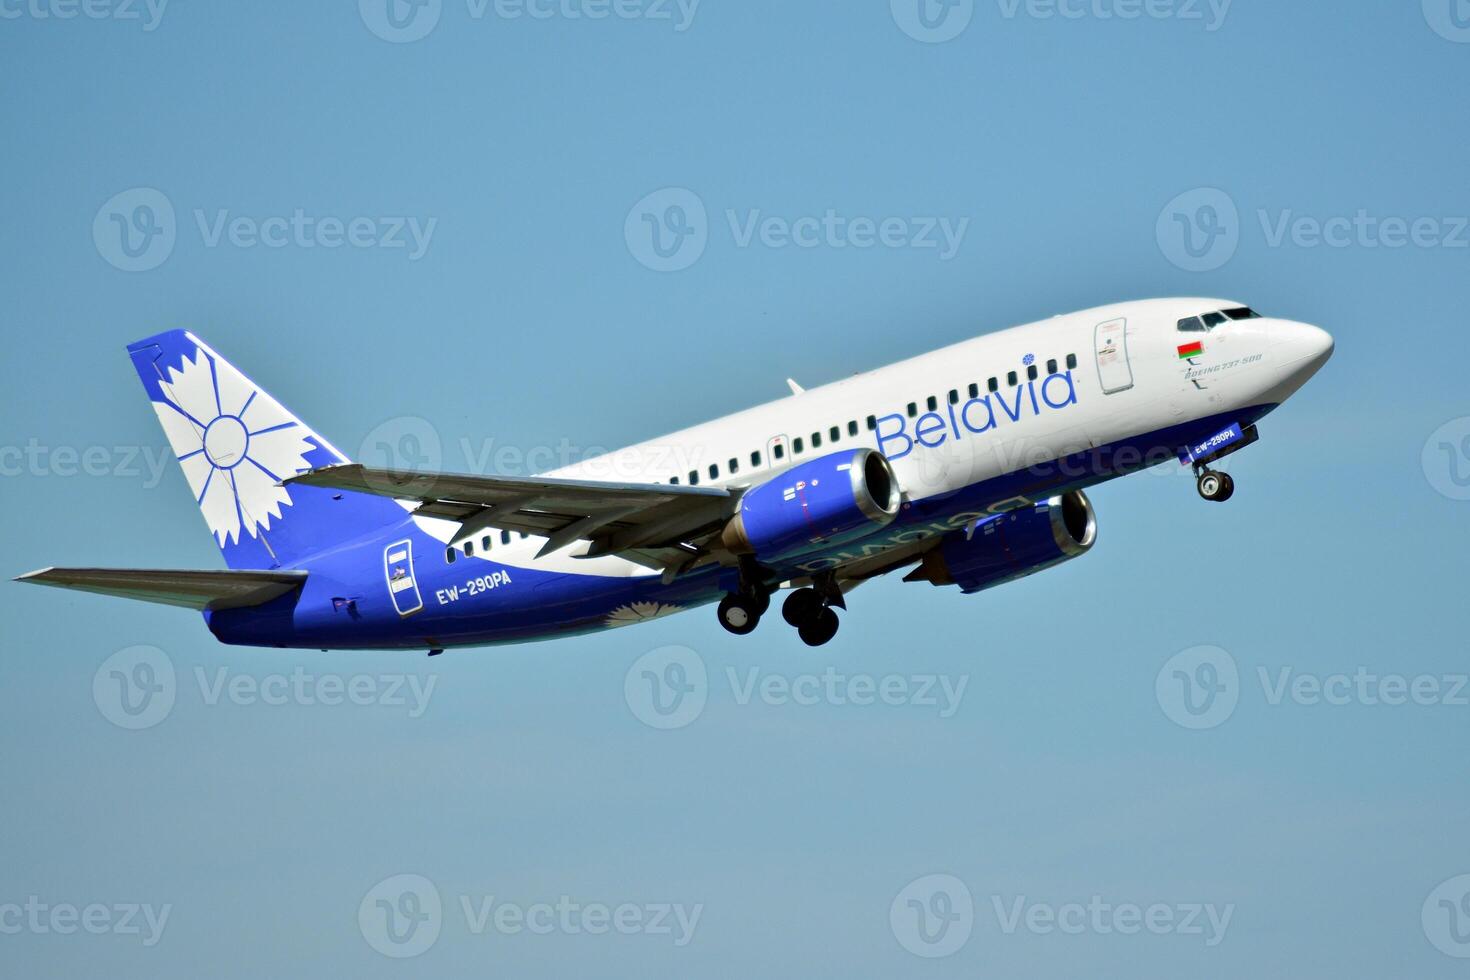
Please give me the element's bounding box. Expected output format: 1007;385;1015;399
782;588;823;628
717;594;760;635
797;607;840;647
1197;470;1234;502
750;588;771;616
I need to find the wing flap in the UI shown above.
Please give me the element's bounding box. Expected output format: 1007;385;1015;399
15;567;308;611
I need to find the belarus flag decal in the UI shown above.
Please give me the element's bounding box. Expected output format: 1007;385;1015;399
1177;341;1204;360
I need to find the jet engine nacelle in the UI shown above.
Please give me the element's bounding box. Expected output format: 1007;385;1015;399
722;449;901;563
907;490;1097;594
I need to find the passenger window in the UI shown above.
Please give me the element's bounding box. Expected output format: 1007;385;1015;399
773;444;785;460
670;476;679;484
1007;371;1018;387
866;415;876;431
501;530;511;545
829;426;840;442
847;420;858;436
906;402;917;418
751;450;762;466
1177;316;1206;332
481;535;492;551
948;389;959;405
464;540;474;557
728;457;739;475
811;432;821;449
520;532;528;540
708;464;718;480
446;547;456;564
1026;365;1038;381
988;377;998;393
1066;353;1077;370
689;471;699;485
968;383;978;399
793;437;804;454
1046;359;1058;374
926;395;938;412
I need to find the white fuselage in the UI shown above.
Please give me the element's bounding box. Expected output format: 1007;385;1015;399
411;297;1334;580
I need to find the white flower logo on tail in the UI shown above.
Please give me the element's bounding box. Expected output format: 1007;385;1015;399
150;346;315;545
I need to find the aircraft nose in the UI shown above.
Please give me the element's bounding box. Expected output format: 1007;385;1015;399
1273;320;1335;371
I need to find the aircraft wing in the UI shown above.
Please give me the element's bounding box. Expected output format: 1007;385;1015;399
15;567;308;610
285;464;736;569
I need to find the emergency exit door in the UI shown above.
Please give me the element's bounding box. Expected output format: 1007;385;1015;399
383;539;423;617
1094;318;1134;394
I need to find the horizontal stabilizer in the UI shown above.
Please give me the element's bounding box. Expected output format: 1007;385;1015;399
14;567;308;611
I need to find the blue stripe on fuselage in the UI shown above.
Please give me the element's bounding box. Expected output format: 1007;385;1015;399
205;404;1276;650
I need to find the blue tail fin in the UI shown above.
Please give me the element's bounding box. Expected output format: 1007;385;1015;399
127;330;408;570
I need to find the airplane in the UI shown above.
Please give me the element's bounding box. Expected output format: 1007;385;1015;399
16;298;1333;650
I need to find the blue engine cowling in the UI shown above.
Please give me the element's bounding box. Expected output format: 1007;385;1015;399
721;449;901;563
907;491;1097;594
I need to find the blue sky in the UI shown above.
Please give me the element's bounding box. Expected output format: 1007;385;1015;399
3;1;1469;976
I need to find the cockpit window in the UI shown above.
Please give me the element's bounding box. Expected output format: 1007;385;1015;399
1177;316;1206;332
1202;311;1227;328
1223;307;1261;320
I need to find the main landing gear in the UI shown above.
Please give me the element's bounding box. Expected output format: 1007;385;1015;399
715;564;844;647
716;590;768;636
1196;468;1235;503
781;587;840;647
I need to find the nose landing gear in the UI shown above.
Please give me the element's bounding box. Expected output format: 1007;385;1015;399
1196;468;1235;502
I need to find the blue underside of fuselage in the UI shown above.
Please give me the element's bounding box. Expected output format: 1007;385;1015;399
205;405;1277;650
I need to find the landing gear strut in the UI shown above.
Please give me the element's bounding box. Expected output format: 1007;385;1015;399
1196;469;1235;502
